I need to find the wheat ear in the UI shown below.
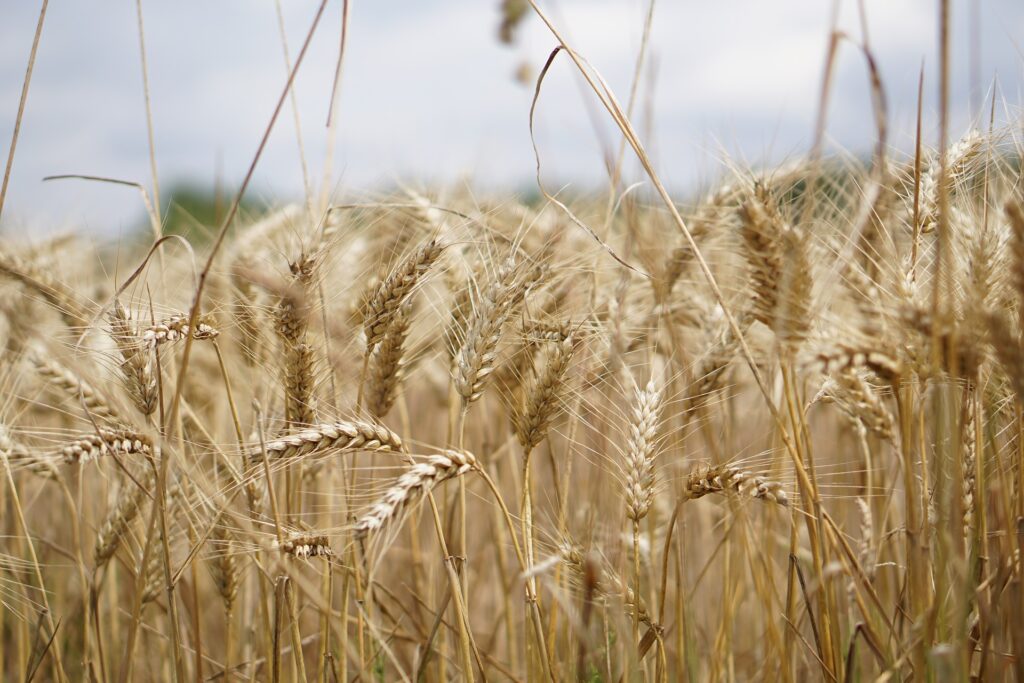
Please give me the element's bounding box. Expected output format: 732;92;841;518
141;314;219;349
94;466;153;567
364;239;442;351
61;429;154;465
624;379;662;522
455;258;535;405
559;544;653;627
108;301;158;416
353;449;477;539
683;463;788;506
275;532;333;559
0;423;59;481
366;301;412;419
0;250;92;328
29;350;120;422
514;335;574;454
248;420;404;462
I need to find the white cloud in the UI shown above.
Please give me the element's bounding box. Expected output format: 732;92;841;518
0;0;1021;234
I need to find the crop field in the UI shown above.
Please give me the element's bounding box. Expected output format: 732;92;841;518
1;1;1023;681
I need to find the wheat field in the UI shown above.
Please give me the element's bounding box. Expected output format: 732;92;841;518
2;2;1024;682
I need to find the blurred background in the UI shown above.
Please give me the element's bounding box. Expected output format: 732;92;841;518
1;0;1022;237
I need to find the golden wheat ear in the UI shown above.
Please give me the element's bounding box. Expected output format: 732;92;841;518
354;449;477;540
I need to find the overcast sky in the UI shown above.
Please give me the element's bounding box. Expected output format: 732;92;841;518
1;1;1022;235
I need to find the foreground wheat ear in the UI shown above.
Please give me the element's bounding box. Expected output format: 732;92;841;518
354;449;478;539
3;118;1024;681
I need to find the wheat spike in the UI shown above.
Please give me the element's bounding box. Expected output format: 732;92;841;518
94;467;153;567
919;129;983;234
624;379;662;522
514;335;574;454
141;314;219;349
108;301;158;416
366;301;412;419
0;423;59;481
818;369;895;441
275;532;333;559
364;239;442;351
455;258;534;405
559;543;653;626
208;519;240;614
29;350;120;421
354;449;477;539
61;429;154;465
683;463;788;506
0;250;93;328
248;420;404;462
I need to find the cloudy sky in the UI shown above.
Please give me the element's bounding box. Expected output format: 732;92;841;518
1;1;1022;235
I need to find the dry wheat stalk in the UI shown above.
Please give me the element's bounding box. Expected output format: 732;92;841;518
61;429;154;465
141;314;219;349
514;335;574;454
353;449;477;539
683;463;788;506
624;379;662;522
247;420;404;462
